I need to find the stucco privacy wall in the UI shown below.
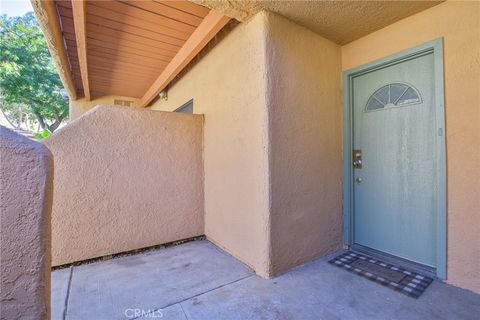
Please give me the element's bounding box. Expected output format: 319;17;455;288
69;95;140;120
0;126;53;319
150;13;271;277
44;105;204;266
342;1;480;293
264;13;343;276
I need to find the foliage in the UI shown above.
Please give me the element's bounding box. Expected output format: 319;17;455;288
33;128;51;141
0;12;68;132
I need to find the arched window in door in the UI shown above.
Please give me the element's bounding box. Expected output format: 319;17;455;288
366;83;421;111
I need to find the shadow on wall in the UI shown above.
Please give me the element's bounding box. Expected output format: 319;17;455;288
0;126;53;319
43;105;205;266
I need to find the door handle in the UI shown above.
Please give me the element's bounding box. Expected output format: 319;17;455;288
356;177;363;183
353;149;362;169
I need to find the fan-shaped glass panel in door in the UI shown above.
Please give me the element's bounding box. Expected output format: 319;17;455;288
366;83;421;111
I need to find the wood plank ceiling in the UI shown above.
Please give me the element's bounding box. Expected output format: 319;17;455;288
54;0;225;104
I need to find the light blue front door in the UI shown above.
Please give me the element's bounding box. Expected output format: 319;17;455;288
352;52;438;267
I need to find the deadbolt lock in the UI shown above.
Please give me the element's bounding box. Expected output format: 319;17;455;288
353;149;362;169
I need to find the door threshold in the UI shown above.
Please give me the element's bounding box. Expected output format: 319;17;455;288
351;244;437;279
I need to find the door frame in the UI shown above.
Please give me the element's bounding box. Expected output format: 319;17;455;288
342;38;446;279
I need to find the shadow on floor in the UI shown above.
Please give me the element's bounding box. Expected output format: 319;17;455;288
52;240;480;320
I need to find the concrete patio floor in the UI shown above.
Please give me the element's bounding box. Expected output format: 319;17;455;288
52;240;480;320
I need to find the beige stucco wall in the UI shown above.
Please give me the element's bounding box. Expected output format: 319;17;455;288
149;2;479;292
150;11;344;277
69;95;140;120
44;105;204;266
342;1;480;293
150;13;272;277
265;13;343;276
0;126;53;319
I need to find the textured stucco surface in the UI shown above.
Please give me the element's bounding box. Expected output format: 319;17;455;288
44;105;204;266
0;126;53;319
150;13;271;277
342;1;480;293
149;1;479;293
150;12;344;277
265;13;343;276
69;95;140;120
192;0;442;45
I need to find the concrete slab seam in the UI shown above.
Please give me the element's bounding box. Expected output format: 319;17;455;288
63;266;73;320
132;274;255;320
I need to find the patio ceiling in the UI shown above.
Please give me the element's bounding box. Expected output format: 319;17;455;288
33;0;229;106
192;0;443;45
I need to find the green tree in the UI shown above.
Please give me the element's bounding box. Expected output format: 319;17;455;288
0;12;68;132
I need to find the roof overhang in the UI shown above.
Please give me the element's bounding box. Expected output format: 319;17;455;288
191;0;443;45
32;0;230;107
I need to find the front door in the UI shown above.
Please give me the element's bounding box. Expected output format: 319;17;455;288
352;51;438;268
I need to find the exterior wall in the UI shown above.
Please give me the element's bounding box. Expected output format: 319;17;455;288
148;2;479;292
69;95;140;120
44;105;204;266
342;1;480;293
150;13;271;277
150;12;344;277
0;126;53;319
265;13;343;276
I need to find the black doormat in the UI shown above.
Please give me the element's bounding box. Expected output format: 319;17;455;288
329;251;433;298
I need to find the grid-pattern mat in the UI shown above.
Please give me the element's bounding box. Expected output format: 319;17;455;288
329;251;434;298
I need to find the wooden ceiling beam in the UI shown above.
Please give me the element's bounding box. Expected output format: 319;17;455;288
139;10;230;107
30;0;77;100
71;0;90;100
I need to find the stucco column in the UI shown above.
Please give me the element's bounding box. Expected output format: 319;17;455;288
0;126;53;319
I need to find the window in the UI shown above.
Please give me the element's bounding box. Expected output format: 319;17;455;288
174;99;193;114
366;83;421;111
